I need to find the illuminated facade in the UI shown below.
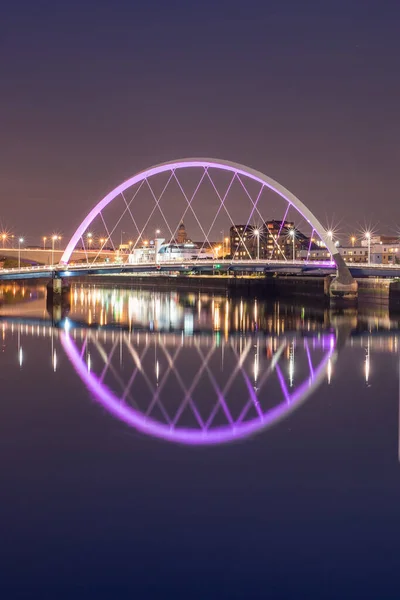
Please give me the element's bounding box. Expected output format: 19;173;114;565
229;220;309;260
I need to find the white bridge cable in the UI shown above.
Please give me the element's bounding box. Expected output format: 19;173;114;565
124;172;176;255
120;191;143;241
145;178;176;244
205;170;253;260
175;167;235;259
306;228;315;263
236;174;287;261
169;170;208;244
172;168;217;252
229;179;265;260
80;236;89;264
85;180;147;265
179;169;236;259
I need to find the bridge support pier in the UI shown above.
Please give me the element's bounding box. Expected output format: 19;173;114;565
46;278;71;310
329;253;358;306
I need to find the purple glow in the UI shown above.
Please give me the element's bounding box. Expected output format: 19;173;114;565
304;339;315;379
60;158;338;265
60;331;336;446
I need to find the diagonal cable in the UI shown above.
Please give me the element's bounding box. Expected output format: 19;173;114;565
236;174;287;261
206;170;253;260
176;170;237;258
169;169;208;243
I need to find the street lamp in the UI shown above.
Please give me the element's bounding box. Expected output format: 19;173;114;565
326;230;334;261
350;236;356;247
365;231;371;265
1;233;7;248
289;228;296;262
254;229;260;260
43;236;47;250
51;235;60;266
18;237;24;269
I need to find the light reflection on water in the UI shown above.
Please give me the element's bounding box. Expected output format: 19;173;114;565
1;283;399;446
2;283;400;596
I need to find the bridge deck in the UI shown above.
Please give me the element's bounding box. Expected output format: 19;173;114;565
0;259;400;281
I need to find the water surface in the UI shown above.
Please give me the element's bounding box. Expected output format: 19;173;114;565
1;283;400;598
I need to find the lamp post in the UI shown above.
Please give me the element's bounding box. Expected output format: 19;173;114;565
43;236;47;250
18;237;24;269
1;233;7;248
327;230;334;261
254;229;260;260
51;235;59;266
225;237;229;258
351;236;356;247
365;231;371;265
289;229;295;262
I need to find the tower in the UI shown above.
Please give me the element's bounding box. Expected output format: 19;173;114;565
177;222;187;244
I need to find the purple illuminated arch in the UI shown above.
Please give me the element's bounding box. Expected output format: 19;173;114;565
60;331;336;445
60;158;343;271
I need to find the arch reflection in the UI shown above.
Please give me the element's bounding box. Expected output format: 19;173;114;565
60;328;337;445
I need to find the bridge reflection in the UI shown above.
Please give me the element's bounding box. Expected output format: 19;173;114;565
1;283;399;446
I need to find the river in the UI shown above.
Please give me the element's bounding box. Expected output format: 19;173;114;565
1;283;399;598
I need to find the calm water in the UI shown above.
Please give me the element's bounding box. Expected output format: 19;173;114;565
1;283;400;598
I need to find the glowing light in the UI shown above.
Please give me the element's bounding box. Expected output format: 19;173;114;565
365;340;370;384
60;331;336;446
60;159;340;268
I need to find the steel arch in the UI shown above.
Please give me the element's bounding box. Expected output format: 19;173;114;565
60;157;346;277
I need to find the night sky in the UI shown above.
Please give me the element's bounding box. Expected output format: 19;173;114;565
1;0;399;242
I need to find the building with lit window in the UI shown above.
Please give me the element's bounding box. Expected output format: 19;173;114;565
229;220;309;260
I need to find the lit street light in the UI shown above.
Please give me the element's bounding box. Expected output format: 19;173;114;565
224;236;229;258
18;237;24;269
51;235;60;266
351;236;356;247
326;230;334;261
365;231;371;264
1;233;7;248
43;236;47;250
254;229;260;260
289;228;296;262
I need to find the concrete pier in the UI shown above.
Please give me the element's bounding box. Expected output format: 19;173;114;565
46;278;71;305
329;253;358;307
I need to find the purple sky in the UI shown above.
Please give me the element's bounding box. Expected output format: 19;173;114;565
1;0;399;244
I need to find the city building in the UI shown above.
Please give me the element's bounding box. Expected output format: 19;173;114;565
229;220;309;260
299;242;400;264
342;243;400;264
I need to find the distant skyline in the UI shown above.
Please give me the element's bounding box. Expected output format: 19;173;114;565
1;0;399;242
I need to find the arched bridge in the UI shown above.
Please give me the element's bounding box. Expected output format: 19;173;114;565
5;157;399;293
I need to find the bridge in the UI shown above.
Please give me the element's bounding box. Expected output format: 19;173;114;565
1;258;400;282
2;157;399;300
